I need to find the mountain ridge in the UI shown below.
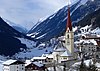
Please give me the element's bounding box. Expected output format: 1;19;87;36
0;17;27;56
28;0;100;42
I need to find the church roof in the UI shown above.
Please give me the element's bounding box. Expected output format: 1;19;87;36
54;48;66;52
60;51;72;57
66;6;72;31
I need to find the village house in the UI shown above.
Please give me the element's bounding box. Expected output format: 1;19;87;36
25;60;45;71
3;59;25;71
76;36;100;59
31;57;47;63
41;54;54;63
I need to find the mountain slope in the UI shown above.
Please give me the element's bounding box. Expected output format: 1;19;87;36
0;17;27;56
77;8;100;28
28;0;100;42
28;0;82;41
2;19;28;34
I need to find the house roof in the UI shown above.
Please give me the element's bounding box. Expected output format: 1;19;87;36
47;54;53;58
25;60;44;67
31;57;47;61
54;48;66;52
60;51;72;57
33;62;44;67
3;60;17;65
25;60;31;66
3;59;25;65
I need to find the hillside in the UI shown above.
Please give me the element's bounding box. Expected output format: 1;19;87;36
0;17;27;56
76;8;100;29
28;0;100;42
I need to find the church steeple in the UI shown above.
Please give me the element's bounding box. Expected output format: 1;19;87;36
66;6;72;31
65;5;75;59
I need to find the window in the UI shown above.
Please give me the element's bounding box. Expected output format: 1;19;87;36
67;35;69;38
63;58;67;59
22;68;24;70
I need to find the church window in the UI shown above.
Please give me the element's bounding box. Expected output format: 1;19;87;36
67;35;69;38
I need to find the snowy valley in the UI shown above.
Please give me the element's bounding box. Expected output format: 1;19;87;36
0;0;100;71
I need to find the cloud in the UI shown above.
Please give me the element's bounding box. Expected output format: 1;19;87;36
0;0;77;30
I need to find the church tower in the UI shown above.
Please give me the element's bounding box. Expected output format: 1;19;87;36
65;6;74;58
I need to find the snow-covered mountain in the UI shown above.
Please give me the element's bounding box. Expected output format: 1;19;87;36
2;18;28;34
0;17;55;59
0;17;30;56
77;8;100;28
28;0;100;42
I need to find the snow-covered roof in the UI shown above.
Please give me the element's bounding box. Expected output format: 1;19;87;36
3;60;17;65
54;48;66;52
79;39;97;45
97;35;100;37
47;54;53;58
74;41;81;44
25;60;44;67
25;60;31;66
33;62;44;67
58;36;65;41
31;57;47;61
60;51;72;57
42;54;53;58
41;54;49;57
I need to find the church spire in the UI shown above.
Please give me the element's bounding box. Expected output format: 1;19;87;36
66;6;72;31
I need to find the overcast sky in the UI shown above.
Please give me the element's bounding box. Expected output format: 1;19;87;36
0;0;77;29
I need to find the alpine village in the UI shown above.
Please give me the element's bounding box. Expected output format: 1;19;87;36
0;0;100;71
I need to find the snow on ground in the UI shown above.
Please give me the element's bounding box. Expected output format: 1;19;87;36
72;59;100;69
17;38;36;48
73;59;93;67
80;0;88;5
91;27;100;34
0;56;7;61
14;45;53;59
36;33;47;39
73;27;78;32
13;37;55;59
15;37;53;59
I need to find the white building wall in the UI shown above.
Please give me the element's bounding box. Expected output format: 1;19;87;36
52;51;65;63
65;32;74;55
3;64;25;71
3;65;10;71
